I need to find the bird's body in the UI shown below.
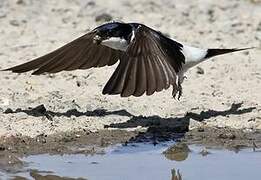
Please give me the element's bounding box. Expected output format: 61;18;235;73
3;22;251;99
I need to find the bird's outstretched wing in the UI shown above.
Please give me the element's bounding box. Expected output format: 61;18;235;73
103;25;184;97
4;31;122;75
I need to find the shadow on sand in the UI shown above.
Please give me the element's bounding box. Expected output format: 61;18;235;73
3;102;256;143
3;104;133;120
106;102;255;143
185;102;255;122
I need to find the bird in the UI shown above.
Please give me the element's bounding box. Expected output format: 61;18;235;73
3;21;252;99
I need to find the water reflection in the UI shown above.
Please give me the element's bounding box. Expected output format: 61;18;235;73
1;143;261;180
28;170;86;180
0;152;24;174
171;168;182;180
11;170;87;180
163;143;190;161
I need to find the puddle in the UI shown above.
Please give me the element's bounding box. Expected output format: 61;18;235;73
1;142;261;180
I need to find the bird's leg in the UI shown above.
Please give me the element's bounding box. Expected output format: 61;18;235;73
172;81;182;100
177;80;183;100
172;75;186;100
172;84;182;100
172;87;178;99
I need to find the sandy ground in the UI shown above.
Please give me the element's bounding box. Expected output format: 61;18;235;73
0;0;261;152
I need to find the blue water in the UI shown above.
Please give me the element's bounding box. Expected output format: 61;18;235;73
1;143;261;180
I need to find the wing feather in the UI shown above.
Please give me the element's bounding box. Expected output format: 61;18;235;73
32;42;86;74
155;55;170;89
121;57;138;97
4;32;122;74
144;57;157;95
151;55;165;92
102;59;130;95
103;25;181;97
133;57;147;97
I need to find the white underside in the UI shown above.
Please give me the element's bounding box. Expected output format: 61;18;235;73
101;37;208;85
181;45;208;71
102;39;208;68
176;45;208;86
101;37;128;51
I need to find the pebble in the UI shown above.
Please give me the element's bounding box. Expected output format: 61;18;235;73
95;13;113;22
196;66;205;74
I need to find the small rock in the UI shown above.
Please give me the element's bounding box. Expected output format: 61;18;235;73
199;148;210;156
257;22;261;31
0;145;5;151
218;132;236;139
243;51;249;55
163;143;190;161
4;108;13;114
86;1;95;6
9;20;20;26
250;0;261;4
196;66;204;74
207;9;215;22
95;13;113;22
248;118;255;122
16;0;26;5
76;81;81;87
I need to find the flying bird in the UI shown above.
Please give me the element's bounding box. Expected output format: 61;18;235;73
3;22;251;99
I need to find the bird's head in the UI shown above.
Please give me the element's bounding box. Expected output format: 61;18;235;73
92;22;133;44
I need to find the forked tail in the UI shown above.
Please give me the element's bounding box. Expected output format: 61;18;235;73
205;47;253;59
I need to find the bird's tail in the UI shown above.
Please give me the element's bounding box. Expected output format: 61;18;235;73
205;47;253;59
